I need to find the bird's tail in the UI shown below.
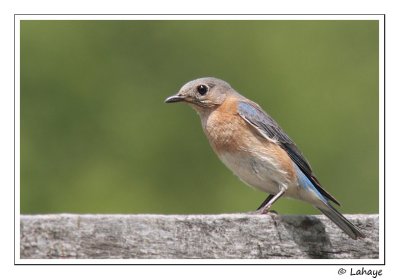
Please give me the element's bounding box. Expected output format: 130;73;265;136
316;203;365;240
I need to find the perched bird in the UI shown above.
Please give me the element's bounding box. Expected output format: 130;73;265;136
165;77;365;239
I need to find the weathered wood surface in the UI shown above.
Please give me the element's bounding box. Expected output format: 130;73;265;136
20;214;378;259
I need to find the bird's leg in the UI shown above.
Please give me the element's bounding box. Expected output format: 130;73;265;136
257;194;274;211
245;192;282;215
257;189;286;214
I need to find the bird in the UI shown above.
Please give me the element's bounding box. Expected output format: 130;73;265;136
165;77;365;239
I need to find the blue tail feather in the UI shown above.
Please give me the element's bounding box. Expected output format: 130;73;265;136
294;165;365;239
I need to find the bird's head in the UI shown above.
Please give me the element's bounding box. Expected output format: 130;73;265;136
165;77;233;113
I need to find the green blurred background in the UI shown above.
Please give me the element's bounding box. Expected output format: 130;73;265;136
20;20;379;215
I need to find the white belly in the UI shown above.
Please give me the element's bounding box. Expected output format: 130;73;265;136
218;151;290;195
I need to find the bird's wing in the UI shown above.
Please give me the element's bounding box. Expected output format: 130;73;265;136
237;100;340;205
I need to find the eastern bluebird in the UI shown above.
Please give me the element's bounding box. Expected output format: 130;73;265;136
165;77;365;239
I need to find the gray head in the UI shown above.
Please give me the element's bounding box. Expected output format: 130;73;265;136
165;77;235;111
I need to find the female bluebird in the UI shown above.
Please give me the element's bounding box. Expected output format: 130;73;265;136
165;77;365;239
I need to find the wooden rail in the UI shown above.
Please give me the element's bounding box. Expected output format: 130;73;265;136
20;214;378;259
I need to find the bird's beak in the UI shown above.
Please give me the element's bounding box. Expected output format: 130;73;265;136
165;93;185;103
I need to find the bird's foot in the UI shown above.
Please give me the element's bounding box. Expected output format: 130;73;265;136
245;209;279;215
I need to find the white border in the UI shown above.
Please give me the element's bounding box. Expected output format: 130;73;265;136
378;15;385;262
15;16;21;264
15;14;384;20
14;14;384;265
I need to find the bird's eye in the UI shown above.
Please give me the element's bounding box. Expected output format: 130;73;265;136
197;84;208;96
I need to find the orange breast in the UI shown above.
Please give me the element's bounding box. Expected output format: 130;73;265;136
202;97;296;182
203;97;250;153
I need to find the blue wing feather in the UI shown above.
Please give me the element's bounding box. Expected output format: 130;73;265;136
237;100;340;206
